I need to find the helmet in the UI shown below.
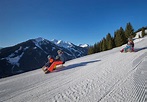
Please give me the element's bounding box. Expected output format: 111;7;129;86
47;55;51;59
128;38;132;41
57;50;62;54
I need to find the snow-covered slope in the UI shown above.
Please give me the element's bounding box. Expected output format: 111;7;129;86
0;37;147;102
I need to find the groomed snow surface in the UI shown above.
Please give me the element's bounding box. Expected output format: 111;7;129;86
0;37;147;102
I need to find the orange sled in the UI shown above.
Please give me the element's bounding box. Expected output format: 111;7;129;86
42;61;64;74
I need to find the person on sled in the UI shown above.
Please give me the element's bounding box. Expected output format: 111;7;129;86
43;50;66;73
55;50;66;64
43;55;54;73
120;38;134;52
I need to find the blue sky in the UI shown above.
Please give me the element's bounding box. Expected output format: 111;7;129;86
0;0;147;47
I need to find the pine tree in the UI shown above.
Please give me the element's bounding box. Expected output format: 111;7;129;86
99;41;102;52
142;27;145;37
125;22;134;39
112;36;115;48
93;43;98;53
96;42;101;53
101;38;107;51
114;27;126;47
114;30;119;47
88;46;94;54
106;33;114;50
97;42;101;52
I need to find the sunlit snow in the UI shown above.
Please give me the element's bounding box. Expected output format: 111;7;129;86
0;37;147;102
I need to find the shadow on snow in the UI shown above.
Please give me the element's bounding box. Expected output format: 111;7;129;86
55;59;101;72
135;47;147;52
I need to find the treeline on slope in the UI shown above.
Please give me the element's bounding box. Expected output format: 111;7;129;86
88;22;147;54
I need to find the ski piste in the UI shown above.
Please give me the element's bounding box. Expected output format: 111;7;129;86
0;37;146;102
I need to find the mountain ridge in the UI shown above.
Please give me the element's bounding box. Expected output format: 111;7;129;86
0;37;88;78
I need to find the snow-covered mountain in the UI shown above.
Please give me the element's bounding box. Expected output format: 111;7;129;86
51;39;89;48
51;39;74;48
78;44;89;48
0;37;88;78
0;37;146;102
51;39;88;57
